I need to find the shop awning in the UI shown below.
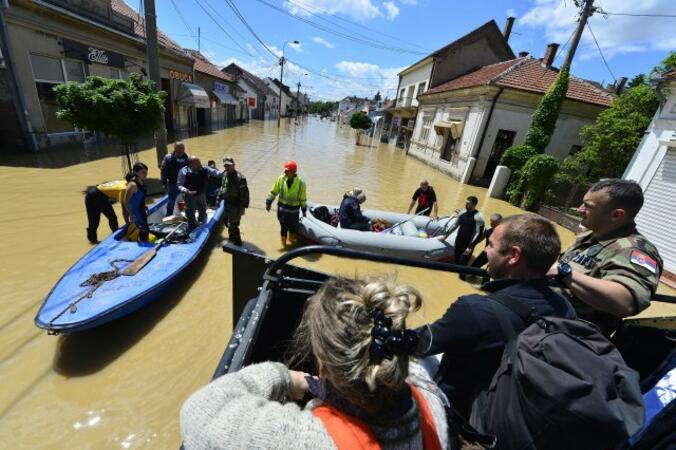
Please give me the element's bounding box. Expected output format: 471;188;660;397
176;83;211;108
434;120;464;139
211;90;239;105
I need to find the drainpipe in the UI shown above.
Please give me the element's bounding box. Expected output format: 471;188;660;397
469;87;504;181
0;0;39;152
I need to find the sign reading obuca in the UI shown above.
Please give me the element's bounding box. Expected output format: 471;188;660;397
62;39;125;69
169;70;193;83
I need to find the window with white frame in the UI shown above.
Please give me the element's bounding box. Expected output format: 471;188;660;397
416;81;426;97
419;114;434;143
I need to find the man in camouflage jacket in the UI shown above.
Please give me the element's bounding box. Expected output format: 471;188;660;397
220;157;249;246
548;179;663;335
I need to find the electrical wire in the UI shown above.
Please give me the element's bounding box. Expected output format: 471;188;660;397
586;22;616;82
169;0;198;47
222;0;280;59
202;0;257;46
600;11;676;18
554;27;577;63
193;0;257;57
253;0;427;55
283;0;431;52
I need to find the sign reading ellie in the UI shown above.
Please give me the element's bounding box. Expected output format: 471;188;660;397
62;39;125;69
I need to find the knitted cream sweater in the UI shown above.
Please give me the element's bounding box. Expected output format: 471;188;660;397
181;361;450;450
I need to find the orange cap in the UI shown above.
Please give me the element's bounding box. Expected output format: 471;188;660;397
283;160;298;171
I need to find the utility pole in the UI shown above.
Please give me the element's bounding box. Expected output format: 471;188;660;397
143;0;168;166
277;56;285;128
198;27;201;52
0;0;38;152
296;81;301;116
562;0;596;70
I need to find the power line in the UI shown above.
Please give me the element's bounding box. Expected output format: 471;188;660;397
554;26;577;63
254;0;427;55
169;0;198;47
222;0;280;59
193;0;256;57
202;0;256;47
283;0;431;52
586;22;616;82
599;11;676;18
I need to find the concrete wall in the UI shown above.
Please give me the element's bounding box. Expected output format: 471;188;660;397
397;60;433;108
430;37;506;88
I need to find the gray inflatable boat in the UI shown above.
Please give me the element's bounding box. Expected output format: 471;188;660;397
297;203;459;261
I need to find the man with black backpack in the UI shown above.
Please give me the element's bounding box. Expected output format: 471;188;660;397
416;214;576;417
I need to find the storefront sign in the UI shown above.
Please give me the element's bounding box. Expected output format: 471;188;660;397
62;39;125;69
247;96;257;109
169;69;193;83
214;82;228;93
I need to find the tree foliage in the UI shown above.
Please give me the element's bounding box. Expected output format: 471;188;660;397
350;111;372;130
557;83;659;186
652;51;676;75
500;144;538;173
523;65;570;151
55;74;166;143
308;101;337;116
507;154;560;210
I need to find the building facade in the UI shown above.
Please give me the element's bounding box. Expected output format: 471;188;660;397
410;55;614;185
1;0;200;149
623;70;676;284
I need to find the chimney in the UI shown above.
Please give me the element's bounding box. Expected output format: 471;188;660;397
543;43;559;67
518;51;529;58
615;77;627;94
503;17;515;42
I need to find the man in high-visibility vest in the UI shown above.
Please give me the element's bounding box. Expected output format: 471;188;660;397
266;160;307;248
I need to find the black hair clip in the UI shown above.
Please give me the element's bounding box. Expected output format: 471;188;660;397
370;309;419;360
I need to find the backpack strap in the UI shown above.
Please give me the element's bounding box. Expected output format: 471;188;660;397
486;292;535;372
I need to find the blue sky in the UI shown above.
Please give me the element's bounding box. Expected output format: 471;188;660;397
152;0;676;101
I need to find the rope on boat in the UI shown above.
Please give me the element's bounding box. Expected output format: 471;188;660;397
46;259;133;335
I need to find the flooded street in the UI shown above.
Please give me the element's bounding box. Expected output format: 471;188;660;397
2;118;674;448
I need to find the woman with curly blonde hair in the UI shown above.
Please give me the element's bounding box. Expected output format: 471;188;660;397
181;277;449;449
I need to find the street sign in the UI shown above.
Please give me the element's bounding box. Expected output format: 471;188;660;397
247;96;257;109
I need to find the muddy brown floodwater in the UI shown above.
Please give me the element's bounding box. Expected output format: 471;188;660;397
1;118;674;448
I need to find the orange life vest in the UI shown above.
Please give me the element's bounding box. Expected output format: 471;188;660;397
312;385;442;450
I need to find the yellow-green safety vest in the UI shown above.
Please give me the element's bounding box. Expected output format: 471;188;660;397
267;175;307;208
97;180;127;203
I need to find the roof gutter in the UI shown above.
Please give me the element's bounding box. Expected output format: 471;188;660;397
468;87;504;181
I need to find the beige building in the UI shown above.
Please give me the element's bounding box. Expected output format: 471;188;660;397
1;0;198;149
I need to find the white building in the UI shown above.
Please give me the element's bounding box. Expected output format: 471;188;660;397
409;51;614;185
265;78;295;117
623;70;676;283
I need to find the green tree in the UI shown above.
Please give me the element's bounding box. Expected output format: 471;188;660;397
628;74;647;88
523;65;570;151
349;111;372;130
308;101;337;115
507;154;559;211
55;74;166;172
558;83;659;187
652;51;676;75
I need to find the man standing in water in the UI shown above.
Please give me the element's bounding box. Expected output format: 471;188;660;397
220;157;249;246
266;160;307;248
548;179;662;336
160;142;188;216
438;196;485;264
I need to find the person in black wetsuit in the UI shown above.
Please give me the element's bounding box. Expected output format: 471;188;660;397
470;213;503;269
160;142;188;216
439;196;485;264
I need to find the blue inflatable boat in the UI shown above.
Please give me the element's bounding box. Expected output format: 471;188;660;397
35;196;224;333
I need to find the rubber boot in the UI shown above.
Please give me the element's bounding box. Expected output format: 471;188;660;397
86;228;97;244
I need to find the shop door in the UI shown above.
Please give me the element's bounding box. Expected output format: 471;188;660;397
483;129;516;181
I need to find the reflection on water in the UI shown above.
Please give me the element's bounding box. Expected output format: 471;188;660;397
1;117;673;448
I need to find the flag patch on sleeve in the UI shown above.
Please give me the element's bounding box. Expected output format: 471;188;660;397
630;250;657;274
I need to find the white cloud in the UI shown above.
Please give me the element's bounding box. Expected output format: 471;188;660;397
311;36;335;49
283;0;382;21
288;41;303;53
328;60;405;99
399;0;417;4
383;1;399;20
520;0;676;61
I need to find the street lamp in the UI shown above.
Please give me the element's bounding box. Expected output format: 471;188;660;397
278;40;299;128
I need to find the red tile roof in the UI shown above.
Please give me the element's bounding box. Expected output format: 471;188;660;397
424;57;615;107
186;50;233;82
111;0;190;59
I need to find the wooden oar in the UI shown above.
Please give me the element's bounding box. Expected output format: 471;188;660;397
121;223;184;276
383;207;430;233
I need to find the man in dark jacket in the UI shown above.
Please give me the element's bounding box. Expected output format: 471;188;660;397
160;141;188;216
178;156;221;230
417;214;576;417
220;157;249;246
339;191;371;231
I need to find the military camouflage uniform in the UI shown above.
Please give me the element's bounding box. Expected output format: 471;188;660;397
220;170;249;245
555;222;662;335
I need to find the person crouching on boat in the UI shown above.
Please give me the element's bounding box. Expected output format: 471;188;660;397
84;179;128;243
180;277;449;449
124;162;152;242
266;160;307;248
339;189;372;231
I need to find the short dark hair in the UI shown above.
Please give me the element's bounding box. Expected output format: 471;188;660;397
589;179;644;218
498;214;561;274
467;196;478;206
